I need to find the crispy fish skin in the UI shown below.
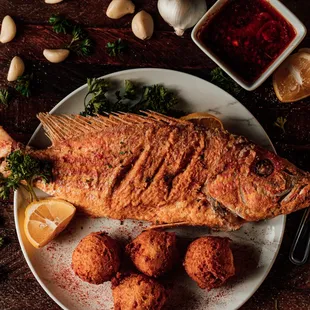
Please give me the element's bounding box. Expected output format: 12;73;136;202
1;112;309;228
32;113;243;230
203;134;310;221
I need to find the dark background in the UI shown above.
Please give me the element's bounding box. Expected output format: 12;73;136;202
0;0;309;309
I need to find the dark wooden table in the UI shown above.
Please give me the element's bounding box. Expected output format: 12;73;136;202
0;0;309;309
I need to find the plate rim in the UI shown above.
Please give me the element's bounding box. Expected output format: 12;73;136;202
13;67;286;310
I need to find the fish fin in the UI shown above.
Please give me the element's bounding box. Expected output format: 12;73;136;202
142;110;190;126
37;111;191;144
145;221;191;230
37;113;110;144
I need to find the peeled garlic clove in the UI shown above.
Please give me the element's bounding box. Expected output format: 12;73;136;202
0;15;17;43
107;0;135;19
43;49;70;63
45;0;63;3
7;56;25;82
132;10;154;40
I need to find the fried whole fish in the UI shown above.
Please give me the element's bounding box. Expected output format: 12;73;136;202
1;111;309;230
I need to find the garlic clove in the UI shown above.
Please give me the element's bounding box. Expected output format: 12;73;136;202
131;10;154;40
0;15;17;44
45;0;63;3
106;0;135;19
7;56;25;82
43;49;70;63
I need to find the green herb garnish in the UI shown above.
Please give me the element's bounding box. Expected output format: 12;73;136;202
0;89;11;107
82;78;111;116
106;39;127;57
210;67;241;95
15;74;33;97
49;15;72;34
82;78;178;116
0;150;52;201
49;15;93;57
0;237;3;248
274;116;287;133
136;84;178;114
67;25;93;56
123;80;136;100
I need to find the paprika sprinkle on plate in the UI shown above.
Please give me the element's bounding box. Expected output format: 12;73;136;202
197;0;296;84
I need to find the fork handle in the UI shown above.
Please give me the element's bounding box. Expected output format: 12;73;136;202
289;208;310;265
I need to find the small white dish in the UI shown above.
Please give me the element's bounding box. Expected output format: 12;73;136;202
192;0;307;91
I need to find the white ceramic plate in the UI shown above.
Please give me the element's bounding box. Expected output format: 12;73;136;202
14;68;285;310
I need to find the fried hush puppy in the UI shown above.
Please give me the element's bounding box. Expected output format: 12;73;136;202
125;230;178;277
184;236;235;290
72;232;120;284
112;273;168;310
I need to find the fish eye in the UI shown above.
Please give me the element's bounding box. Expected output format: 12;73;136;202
254;159;274;177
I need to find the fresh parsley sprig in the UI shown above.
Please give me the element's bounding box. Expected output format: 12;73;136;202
15;74;33;97
49;15;93;57
82;78;178;116
49;15;72;34
0;89;11;106
66;25;93;56
106;39;128;58
274;116;287;134
210;67;241;96
0;150;52;201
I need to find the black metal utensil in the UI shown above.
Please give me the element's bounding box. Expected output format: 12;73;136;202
289;208;310;265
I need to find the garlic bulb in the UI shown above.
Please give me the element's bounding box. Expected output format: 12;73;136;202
157;0;207;36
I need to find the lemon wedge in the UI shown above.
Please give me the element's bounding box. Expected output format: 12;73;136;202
181;112;224;129
273;52;310;102
24;198;76;248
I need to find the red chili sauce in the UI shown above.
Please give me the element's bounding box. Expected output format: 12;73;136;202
198;0;296;83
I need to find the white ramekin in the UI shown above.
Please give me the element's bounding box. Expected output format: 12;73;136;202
192;0;307;91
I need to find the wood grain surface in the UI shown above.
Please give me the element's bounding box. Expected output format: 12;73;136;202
0;0;309;309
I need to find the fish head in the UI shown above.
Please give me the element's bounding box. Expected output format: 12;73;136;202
237;146;310;220
206;144;310;221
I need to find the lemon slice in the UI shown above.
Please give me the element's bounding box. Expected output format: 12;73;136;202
299;48;310;54
273;52;310;102
181;112;224;129
24;198;76;248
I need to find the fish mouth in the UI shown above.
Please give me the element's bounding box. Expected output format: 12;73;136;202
277;169;309;205
279;183;309;205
